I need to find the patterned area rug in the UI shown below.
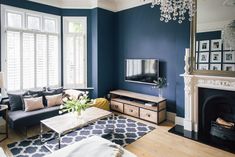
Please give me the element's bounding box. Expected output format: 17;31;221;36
8;115;155;157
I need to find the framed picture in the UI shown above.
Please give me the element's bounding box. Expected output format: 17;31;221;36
199;52;209;63
200;40;209;51
223;64;235;72
210;52;221;62
211;39;222;51
210;64;221;71
196;41;198;52
198;64;209;70
223;51;235;63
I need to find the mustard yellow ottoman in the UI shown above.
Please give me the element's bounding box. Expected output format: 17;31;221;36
92;98;110;111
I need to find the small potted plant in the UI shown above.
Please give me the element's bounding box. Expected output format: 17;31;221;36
59;91;94;117
153;77;167;97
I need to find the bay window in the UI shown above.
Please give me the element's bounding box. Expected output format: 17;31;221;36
1;5;61;91
63;17;87;88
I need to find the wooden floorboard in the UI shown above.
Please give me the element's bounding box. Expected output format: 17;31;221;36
0;114;234;157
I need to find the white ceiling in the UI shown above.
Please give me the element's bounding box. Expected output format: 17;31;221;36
28;0;235;32
28;0;150;12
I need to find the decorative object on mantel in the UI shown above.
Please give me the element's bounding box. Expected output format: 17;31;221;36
59;91;94;118
144;0;196;23
222;20;235;51
184;48;191;74
153;77;167;97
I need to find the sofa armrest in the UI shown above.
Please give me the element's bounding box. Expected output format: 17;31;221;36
1;98;10;109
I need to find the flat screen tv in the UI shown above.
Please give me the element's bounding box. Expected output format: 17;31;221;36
125;59;159;85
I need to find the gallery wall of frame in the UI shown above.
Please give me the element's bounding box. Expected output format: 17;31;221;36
195;31;235;72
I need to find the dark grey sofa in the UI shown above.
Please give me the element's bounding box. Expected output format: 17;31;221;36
8;106;60;129
3;87;63;131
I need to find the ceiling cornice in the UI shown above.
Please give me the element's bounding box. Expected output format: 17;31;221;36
28;0;150;12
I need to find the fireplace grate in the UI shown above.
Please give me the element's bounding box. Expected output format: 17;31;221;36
210;121;235;142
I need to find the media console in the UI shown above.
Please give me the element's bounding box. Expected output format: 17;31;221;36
110;90;166;124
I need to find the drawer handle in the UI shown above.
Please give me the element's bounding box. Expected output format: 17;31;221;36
146;114;151;117
129;109;133;112
115;105;118;108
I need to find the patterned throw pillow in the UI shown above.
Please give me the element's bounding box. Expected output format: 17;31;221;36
23;97;44;112
45;93;63;107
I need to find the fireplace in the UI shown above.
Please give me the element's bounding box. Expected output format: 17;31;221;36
198;88;235;143
169;74;235;153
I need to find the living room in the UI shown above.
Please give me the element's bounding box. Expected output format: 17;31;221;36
0;0;234;157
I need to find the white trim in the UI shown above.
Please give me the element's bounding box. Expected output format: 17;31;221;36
175;116;184;126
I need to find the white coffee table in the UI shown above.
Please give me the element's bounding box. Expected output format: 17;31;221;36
40;107;114;150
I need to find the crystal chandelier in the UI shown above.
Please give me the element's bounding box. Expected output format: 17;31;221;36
222;20;235;51
148;0;197;23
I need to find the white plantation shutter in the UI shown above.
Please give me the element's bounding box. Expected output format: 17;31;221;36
63;17;87;88
36;34;47;88
6;31;21;91
48;35;59;86
2;6;60;92
22;33;35;89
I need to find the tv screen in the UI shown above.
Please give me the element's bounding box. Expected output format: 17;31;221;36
125;59;159;84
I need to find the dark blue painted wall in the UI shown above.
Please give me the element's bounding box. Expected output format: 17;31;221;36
115;4;190;115
97;8;115;97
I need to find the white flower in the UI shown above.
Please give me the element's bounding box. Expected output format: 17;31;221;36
80;99;86;105
60;105;64;109
59;111;63;114
85;91;89;94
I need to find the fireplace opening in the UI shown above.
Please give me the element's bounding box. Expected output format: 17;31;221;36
201;95;235;141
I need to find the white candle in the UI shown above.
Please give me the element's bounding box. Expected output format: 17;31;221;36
185;48;190;57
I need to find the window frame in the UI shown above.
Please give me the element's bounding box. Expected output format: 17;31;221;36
63;16;87;89
1;5;61;93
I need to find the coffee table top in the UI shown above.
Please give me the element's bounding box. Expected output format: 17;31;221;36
41;107;113;134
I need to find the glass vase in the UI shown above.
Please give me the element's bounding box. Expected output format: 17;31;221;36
158;88;163;98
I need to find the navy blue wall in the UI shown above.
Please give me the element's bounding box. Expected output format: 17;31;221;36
97;8;116;97
115;4;190;115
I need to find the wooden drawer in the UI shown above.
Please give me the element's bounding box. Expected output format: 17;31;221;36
110;100;124;113
140;108;158;123
124;104;139;118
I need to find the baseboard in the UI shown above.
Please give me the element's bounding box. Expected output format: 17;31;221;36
175;116;184;126
166;112;176;123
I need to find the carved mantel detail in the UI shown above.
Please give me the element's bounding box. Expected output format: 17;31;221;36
180;74;235;132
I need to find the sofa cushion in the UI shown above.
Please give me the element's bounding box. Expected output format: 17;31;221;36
43;87;63;106
28;88;46;97
46;94;62;107
23;97;44;112
8;106;60;129
8;91;29;111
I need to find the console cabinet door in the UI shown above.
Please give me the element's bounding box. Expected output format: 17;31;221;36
110;101;124;113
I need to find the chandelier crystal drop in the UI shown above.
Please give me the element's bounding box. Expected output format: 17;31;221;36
149;0;197;23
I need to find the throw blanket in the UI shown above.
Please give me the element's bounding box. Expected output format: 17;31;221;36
45;136;137;157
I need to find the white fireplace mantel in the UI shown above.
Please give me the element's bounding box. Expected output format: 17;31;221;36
180;74;235;132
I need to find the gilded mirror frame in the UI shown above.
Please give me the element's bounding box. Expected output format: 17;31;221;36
190;0;235;77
